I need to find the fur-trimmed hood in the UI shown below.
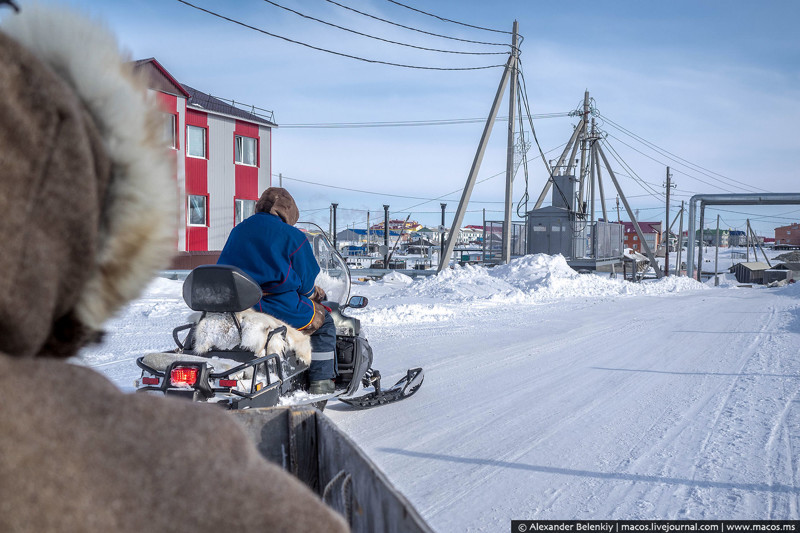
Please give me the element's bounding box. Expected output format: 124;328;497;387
255;187;300;226
0;5;176;357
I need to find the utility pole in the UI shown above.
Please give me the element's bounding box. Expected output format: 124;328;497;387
578;90;590;217
697;204;705;281
279;172;283;188
482;208;487;264
331;203;338;250
616;196;621;223
502;20;520;264
664;167;675;276
746;219;751;262
438;22;518;273
676;200;684;276
440;203;447;269
596;144;663;278
714;214;720;286
383;205;390;269
366;211;370;254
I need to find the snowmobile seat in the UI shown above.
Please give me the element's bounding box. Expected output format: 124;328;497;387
183;265;262;313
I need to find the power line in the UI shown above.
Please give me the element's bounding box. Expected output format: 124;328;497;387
385;0;512;35
322;0;509;47
260;0;507;55
518;64;552;176
600;139;665;201
296;141;570;229
175;0;505;71
277;173;512;204
605;132;741;194
598;113;769;194
279;111;570;129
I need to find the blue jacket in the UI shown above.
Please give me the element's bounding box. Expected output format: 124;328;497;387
217;212;320;330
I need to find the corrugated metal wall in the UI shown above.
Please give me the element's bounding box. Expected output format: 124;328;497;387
207;115;236;251
259;126;271;193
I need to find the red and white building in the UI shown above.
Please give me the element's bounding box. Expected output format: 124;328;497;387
622;221;662;252
133;58;276;268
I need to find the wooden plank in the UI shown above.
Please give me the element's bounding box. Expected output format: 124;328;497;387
288;408;319;492
232;407;433;532
229;408;290;470
316;414;433;533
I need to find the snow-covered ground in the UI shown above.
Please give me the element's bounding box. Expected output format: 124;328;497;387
77;248;800;530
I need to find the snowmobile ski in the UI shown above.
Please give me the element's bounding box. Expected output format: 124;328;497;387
339;367;424;409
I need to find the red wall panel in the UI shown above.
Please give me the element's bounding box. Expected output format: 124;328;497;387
234;120;260;224
185;109;208;251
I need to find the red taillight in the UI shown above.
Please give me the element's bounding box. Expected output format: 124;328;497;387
142;376;159;386
219;379;238;388
170;366;198;387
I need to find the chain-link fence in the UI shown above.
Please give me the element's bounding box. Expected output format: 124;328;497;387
484;221;527;264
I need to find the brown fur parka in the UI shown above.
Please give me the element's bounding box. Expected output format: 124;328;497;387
0;6;347;533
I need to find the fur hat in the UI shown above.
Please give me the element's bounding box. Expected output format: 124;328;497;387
255;187;300;226
0;5;176;357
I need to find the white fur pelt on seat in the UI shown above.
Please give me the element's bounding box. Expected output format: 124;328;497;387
193;309;312;365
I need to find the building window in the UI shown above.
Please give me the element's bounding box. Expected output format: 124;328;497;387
187;125;206;158
235;199;256;225
235;135;258;166
188;195;207;226
633;235;638;240
163;113;177;149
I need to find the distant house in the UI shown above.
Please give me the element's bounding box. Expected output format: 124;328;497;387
775;222;800;246
414;227;443;245
622;221;661;252
695;228;729;247
456;227;483;245
336;228;402;246
370;219;422;232
728;230;746;247
729;262;770;284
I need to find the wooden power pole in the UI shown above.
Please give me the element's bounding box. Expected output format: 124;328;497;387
664;167;674;276
438;21;519;273
501;21;520;264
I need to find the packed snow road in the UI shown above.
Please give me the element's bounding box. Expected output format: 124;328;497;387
78;254;800;530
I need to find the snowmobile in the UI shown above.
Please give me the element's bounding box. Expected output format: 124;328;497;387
134;222;423;410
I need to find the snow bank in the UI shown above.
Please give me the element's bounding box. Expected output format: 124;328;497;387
383;254;706;306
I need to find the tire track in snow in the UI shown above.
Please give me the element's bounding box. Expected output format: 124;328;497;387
601;298;783;518
407;306;680;522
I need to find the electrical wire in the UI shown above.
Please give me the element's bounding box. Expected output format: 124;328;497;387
320;141;570;229
322;0;509;47
279;112;570;129
518;64;552;176
175;0;505;70
604;133;739;194
514;86;530;218
260;0;507;55
279;173;463;201
598;113;769;194
599;139;665;201
385;0;512;35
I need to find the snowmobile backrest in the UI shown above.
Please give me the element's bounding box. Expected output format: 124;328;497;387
183;265;262;312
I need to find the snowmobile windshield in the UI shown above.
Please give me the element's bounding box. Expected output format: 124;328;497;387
296;222;351;306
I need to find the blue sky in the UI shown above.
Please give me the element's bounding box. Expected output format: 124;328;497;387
17;0;800;235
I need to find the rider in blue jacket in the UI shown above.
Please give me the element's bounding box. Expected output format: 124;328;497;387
217;188;336;394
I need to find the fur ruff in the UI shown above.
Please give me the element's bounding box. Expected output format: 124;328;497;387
0;6;177;332
193;310;312;365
